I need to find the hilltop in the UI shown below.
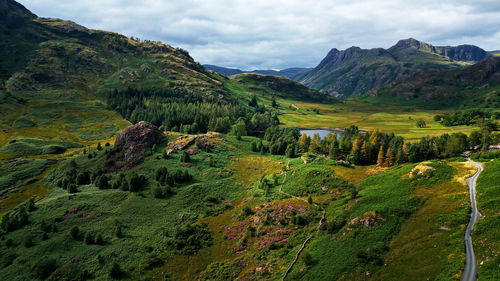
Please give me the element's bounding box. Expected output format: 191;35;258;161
296;38;491;98
204;64;311;79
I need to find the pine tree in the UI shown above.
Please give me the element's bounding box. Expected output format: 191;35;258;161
376;146;385;167
360;141;369;163
328;140;339;159
309;133;321;154
384;147;394;167
352;137;362;151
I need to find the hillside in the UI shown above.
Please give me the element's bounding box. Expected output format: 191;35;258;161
204;64;311;79
296;38;490;98
363;57;500;109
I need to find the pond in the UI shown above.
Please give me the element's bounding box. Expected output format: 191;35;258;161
299;129;342;139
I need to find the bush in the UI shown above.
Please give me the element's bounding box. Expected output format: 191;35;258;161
115;225;123;238
70;226;80;239
109;262;121;279
242;206;252;216
152;185;164;198
23;234;34;247
84;232;94;244
95;233;104;245
167;223;213;255
68;184;78;193
180;150;190;162
128;172;145;192
33;258;58;279
97;175;110;190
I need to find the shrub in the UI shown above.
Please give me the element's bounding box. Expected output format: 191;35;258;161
180;150;190;162
95;233;104;245
242;206;252;216
33;258;57;279
68;184;78;193
70;226;80;239
23;234;34;247
128;172;145;192
167;223;213;255
97;175;110;190
109;262;121;279
84;232;94;245
152;185;164;198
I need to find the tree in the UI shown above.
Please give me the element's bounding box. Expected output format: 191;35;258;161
309;133;321;154
230;119;247;140
180;150;190;163
85;232;94;245
328;140;339;159
95;233;104;245
97;142;102;151
376;146;384;167
416;119;426;128
299;133;309;153
68;184;78;194
97;175;110;190
384;147;394;167
76;171;91;185
128;172;144;192
285;143;296;158
271;96;278;108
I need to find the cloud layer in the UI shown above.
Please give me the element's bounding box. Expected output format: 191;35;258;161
18;0;500;70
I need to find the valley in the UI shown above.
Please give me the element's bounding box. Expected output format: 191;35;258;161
0;1;499;281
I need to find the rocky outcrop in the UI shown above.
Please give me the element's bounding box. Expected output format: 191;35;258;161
108;121;164;169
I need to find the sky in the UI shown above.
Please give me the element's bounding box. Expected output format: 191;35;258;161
17;0;500;70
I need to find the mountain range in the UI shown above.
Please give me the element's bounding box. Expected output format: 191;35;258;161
295;38;491;97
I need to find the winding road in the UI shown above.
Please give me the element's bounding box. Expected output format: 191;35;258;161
461;158;483;281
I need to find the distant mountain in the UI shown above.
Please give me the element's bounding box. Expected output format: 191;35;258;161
489;50;500;57
297;38;491;98
203;64;311;79
364;57;500;109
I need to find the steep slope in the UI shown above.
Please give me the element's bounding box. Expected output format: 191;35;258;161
0;0;233;149
298;38;490;98
364;57;500;109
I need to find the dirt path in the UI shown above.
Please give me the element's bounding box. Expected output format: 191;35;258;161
280;161;326;281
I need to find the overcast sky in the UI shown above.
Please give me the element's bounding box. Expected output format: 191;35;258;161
17;0;500;70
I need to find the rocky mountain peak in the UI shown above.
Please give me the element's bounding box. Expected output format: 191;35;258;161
390;38;436;53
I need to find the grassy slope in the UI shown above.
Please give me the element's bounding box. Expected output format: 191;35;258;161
474;159;500;280
287;160;477;281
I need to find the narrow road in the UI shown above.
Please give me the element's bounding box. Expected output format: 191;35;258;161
461;158;483;281
279;161;326;281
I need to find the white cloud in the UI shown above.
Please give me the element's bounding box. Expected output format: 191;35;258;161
17;0;500;69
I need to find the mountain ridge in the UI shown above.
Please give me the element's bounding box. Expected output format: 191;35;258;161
297;38;491;98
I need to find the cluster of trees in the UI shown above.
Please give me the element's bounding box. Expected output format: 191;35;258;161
262;124;499;166
155;166;191;187
434;109;499;127
106;88;279;136
0;200;34;233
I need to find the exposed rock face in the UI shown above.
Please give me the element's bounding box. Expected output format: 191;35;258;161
108;121;164;168
436;45;490;62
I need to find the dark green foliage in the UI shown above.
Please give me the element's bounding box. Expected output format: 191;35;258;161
416;119;426;128
1;251;17;267
23;233;34;247
286;143;296;158
96;175;110;189
76;171;91;185
0;207;29;233
33;258;57;279
109;262;122;279
242;206;252;216
128;171;146;192
264;126;300;155
435;109;497;126
84;232;94;245
180;150;190;163
167;223;213;255
68;183;78;193
141;254;163;270
302;252;314;266
97;142;102;151
70;226;80;240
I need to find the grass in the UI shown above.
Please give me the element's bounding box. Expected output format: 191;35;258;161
278;98;478;141
474;158;500;280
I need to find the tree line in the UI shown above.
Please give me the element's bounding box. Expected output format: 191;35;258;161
261;125;499;167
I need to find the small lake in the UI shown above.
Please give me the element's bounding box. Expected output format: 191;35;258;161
299;129;342;139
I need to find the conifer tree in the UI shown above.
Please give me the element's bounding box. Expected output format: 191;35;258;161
384;147;394;167
299;133;309;153
376;146;385;167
